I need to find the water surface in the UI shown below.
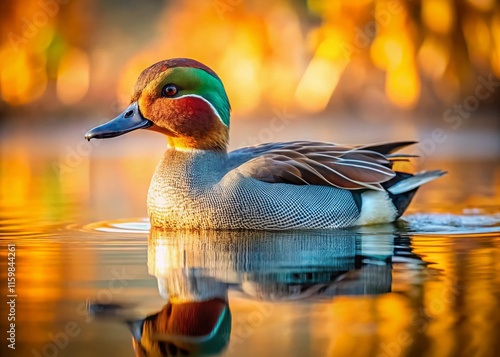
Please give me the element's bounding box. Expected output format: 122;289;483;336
1;157;499;357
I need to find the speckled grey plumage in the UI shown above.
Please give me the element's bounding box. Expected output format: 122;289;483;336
147;148;361;229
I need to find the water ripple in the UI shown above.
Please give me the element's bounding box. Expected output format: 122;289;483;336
79;211;500;237
404;211;500;236
82;218;151;234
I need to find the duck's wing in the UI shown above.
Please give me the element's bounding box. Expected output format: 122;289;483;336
230;141;417;191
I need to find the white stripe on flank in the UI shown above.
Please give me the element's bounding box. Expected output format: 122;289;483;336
173;94;228;127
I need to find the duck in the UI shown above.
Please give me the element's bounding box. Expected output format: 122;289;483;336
85;58;446;230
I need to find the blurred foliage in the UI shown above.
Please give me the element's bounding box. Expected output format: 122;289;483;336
0;0;499;118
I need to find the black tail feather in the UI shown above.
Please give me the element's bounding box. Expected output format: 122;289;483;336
358;141;418;155
382;172;418;218
382;170;446;218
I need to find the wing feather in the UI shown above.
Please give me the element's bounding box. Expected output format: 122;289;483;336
231;141;417;191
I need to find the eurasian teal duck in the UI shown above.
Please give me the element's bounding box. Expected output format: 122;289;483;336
85;58;445;230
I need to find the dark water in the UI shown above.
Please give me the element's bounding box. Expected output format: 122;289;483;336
1;157;500;357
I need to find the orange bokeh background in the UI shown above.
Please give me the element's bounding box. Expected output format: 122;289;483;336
1;0;499;120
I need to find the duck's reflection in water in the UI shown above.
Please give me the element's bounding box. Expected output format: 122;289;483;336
129;297;231;356
125;226;424;356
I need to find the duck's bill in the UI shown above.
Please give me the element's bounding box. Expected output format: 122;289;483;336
85;102;153;141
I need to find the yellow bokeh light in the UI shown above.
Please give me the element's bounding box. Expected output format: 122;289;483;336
56;47;90;105
294;35;348;112
386;63;421;109
491;52;500;77
0;146;31;207
383;38;404;70
463;16;492;65
418;37;450;79
422;0;454;34
0;47;47;106
491;12;500;76
370;35;389;70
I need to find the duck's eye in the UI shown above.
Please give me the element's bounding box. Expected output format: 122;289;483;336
162;84;178;97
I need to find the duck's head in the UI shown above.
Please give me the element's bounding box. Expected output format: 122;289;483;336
85;58;230;152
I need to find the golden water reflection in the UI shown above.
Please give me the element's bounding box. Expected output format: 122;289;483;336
1;155;499;356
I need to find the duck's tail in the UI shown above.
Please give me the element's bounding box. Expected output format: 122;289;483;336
387;170;447;195
385;170;447;218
